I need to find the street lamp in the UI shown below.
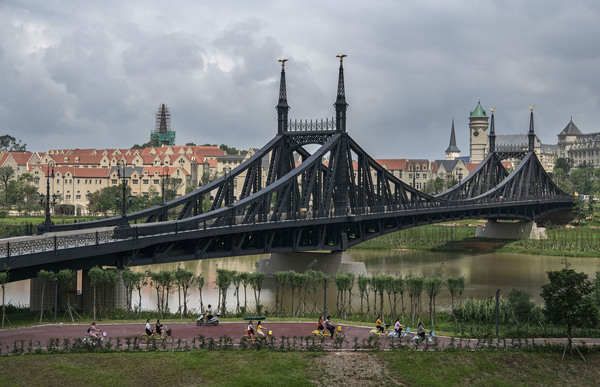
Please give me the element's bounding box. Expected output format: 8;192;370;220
37;161;56;234
115;160;132;228
161;165;169;203
496;288;501;337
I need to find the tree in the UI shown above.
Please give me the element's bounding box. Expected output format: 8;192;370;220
0;269;8;327
507;288;534;325
541;262;599;354
423;178;445;195
447;275;465;313
37;269;56;323
216;269;235;316
195;275;205;313
554;157;574;176
132;271;147;314
0;166;15;205
0;135;27;152
121;268;136;315
249;272;265;314
357;275;370;314
56;269;76;322
174;266;195;318
424;273;443;326
88;266;105;321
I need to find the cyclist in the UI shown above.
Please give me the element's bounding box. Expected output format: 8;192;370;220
246;321;255;340
417;321;426;340
256;321;267;337
145;319;154;337
317;315;324;331
325;315;335;338
156;319;165;338
375;315;384;334
394;318;403;335
88;321;100;338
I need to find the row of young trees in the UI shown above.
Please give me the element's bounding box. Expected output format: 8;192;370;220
267;268;465;327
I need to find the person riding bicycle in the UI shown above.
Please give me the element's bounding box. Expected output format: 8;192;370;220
394;318;403;335
156;319;165;338
145;319;154;337
417;321;426;340
317;316;324;331
246;321;255;340
88;322;100;338
256;321;267;337
375;315;385;333
325;315;335;338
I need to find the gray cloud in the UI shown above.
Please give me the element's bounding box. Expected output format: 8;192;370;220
1;0;599;160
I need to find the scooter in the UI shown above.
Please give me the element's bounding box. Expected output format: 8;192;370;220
196;312;221;326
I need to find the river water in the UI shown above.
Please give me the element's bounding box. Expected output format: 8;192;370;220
4;250;600;314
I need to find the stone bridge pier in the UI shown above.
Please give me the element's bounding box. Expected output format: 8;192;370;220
475;220;547;240
29;269;127;315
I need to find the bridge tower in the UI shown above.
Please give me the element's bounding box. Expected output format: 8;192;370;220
332;55;351;217
528;106;536;152
469;101;489;164
489;108;496;152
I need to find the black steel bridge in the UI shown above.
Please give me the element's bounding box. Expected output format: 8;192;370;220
0;58;573;282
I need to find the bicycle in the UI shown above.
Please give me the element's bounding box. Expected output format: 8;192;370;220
241;329;273;343
139;326;174;344
369;324;393;337
311;325;345;339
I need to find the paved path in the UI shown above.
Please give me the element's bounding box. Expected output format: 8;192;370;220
1;322;599;353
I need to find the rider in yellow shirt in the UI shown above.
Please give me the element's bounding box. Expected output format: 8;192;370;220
376;315;384;333
257;320;266;337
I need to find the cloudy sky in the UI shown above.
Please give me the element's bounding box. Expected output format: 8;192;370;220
2;1;599;160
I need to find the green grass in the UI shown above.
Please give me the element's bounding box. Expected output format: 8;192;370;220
0;351;598;386
0;351;314;386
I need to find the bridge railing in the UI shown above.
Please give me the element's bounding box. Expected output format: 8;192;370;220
0;195;573;259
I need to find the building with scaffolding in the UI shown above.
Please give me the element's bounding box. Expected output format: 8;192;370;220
150;104;176;146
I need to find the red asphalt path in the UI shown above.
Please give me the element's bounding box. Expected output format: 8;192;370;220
1;322;599;352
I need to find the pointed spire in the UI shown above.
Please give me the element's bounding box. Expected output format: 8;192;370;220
445;118;460;153
334;55;348;132
276;59;290;134
528;106;535;151
489;108;496;152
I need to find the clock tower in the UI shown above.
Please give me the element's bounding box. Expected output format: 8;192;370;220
469;101;489;163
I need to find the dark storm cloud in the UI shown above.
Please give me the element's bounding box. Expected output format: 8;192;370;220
1;0;600;160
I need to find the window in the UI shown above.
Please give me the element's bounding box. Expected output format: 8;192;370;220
111;179;118;184
66;195;71;200
56;179;60;184
76;195;81;200
153;179;160;185
34;178;40;184
132;179;138;184
143;179;149;185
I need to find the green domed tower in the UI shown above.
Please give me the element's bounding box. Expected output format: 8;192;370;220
469;101;489;163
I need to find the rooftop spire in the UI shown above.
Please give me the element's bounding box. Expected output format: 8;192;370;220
276;59;290;134
528;106;535;151
334;55;348;132
445;118;460;153
489;108;496;152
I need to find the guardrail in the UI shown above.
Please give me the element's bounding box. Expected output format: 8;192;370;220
0;196;572;259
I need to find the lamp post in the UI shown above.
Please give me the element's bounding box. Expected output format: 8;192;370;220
496;288;501;337
161;165;169;203
38;161;56;234
115;160;132;228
